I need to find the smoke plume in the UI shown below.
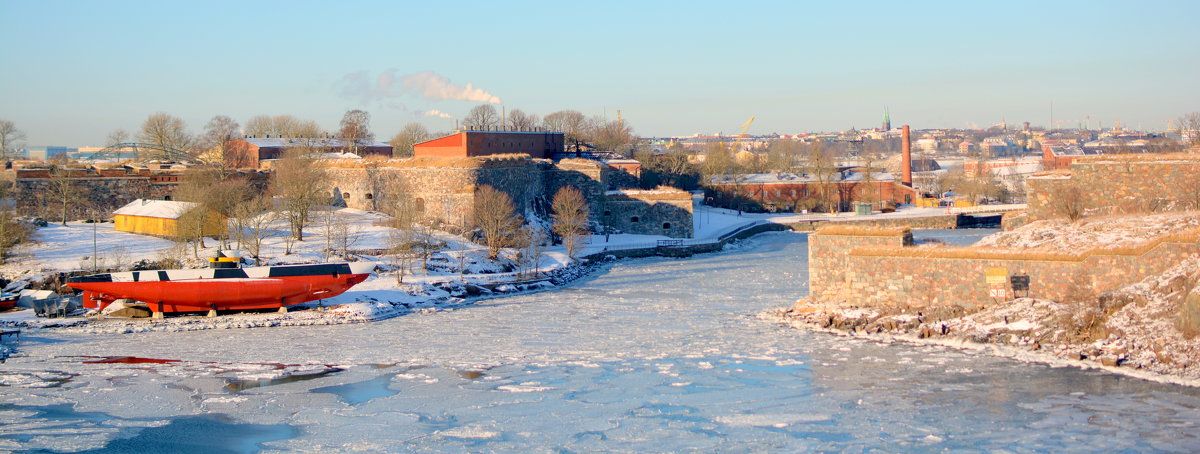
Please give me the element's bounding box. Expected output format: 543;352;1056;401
337;70;501;105
420;109;454;119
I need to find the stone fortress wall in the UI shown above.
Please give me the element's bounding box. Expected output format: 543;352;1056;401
1023;155;1200;224
808;227;1200;309
322;155;691;237
810;154;1200;309
9;167;268;221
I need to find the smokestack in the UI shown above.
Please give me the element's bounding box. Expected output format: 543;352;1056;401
901;125;912;187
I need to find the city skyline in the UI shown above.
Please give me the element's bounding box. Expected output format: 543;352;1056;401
2;0;1198;146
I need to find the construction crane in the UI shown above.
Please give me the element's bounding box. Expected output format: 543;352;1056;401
736;116;756;138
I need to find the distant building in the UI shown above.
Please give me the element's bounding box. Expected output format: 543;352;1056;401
22;146;76;161
413;131;565;159
915;137;938;153
980;137;1021;157
707;170;918;213
225;137;393;168
113;199;225;237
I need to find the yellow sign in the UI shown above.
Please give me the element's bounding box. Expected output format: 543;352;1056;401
985;268;1008;285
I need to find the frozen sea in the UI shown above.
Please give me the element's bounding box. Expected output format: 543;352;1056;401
3;230;1200;452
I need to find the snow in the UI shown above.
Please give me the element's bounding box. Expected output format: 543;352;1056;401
112;199;199;219
975;211;1200;253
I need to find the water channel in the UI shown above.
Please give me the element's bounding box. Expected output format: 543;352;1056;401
2;230;1200;452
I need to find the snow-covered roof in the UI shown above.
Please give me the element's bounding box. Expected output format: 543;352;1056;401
710;171;897;185
319;152;362;160
241;138;391;148
113;199;200;219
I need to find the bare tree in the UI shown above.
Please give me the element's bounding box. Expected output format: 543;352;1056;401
805;142;841;212
1179;112;1200;149
389;122;431;158
339;110;374;156
201;115;242;168
542;110;591;150
590;118;635;155
463;105;500;130
46;166;88;225
0;181;32;263
138;112;194;155
232;194;277;265
173;168;231;257
515;226;547;278
271;147;326;242
1054;181;1086;222
385;228;416;284
701;142;739;180
505;109;539;131
244;115;323;138
106;129;129;147
0;120;27;160
472;185;522;259
551;186;590;260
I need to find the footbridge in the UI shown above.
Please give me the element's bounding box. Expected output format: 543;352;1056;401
87;143;207;164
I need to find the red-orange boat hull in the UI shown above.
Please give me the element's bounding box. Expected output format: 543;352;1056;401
67;263;371;313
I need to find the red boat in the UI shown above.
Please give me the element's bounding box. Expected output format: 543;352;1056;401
67;263;373;315
0;293;17;311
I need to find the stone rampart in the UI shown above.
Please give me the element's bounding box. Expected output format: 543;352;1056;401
787;214;959;232
809;228;1200;309
601;190;695;238
321;157;696;236
323;158;544;226
1026;156;1200;222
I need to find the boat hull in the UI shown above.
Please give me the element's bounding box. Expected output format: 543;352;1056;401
67;263;371;313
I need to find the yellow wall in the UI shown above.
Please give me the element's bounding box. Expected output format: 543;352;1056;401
114;212;225;237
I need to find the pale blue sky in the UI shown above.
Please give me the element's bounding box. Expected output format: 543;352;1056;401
2;0;1198;146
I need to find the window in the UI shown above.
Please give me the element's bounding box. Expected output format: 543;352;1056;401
630;216;640;223
343;192;350;199
365;193;373;200
662;222;672;229
603;210;611;216
414;198;425;211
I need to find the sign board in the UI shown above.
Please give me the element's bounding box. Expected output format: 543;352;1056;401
988;287;1008;299
985;268;1008;285
1010;275;1030;291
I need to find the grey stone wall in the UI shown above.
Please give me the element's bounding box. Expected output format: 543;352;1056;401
322;157;695;237
601;194;694;238
1026;159;1200;222
16;177;173;221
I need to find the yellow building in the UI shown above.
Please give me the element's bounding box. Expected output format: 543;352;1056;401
113;199;225;237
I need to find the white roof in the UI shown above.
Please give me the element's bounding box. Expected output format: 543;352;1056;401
113;199;200;219
242;137;391;148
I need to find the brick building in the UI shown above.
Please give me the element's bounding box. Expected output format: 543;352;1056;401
225;138;393;168
708;171;918;213
413;131;565;159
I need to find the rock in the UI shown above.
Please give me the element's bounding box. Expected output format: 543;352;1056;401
104;301;152;318
1100;357;1120;367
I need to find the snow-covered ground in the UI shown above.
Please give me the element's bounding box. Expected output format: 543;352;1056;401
1;205;774;331
974;211;1200;253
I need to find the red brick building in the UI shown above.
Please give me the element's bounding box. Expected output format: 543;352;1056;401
413;131;565;159
225;138;394;168
1041;141;1085;170
708;172;918;213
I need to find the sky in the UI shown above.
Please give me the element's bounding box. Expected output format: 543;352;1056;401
2;0;1198;146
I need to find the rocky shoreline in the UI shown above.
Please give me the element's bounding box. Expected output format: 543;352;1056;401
770;270;1200;387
